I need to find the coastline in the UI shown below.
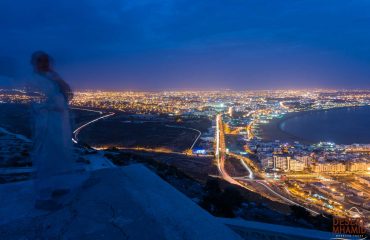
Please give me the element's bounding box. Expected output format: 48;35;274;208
256;106;370;145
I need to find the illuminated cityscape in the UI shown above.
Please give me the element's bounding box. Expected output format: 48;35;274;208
70;89;370;115
2;0;370;238
1;89;369;232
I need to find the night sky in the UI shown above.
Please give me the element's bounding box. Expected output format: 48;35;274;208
1;0;370;90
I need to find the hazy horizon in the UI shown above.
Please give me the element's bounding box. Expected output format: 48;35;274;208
69;87;370;92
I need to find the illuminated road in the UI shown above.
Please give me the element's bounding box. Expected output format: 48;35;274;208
245;160;320;215
72;111;115;143
71;107;103;114
189;128;202;150
279;101;290;110
349;181;370;197
228;152;259;179
215;114;320;215
257;180;320;215
165;125;201;150
239;158;254;179
215;115;263;189
0;108;115;175
215;114;250;188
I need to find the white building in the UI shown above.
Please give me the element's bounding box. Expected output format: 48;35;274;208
288;159;305;172
348;162;370;172
273;155;289;171
311;163;346;173
261;157;274;169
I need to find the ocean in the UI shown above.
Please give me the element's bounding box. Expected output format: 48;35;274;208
279;106;370;144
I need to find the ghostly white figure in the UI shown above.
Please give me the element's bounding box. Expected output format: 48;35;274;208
29;51;74;210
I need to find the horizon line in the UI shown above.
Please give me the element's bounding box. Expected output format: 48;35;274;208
71;88;370;92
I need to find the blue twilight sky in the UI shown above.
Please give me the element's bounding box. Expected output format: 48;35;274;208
1;0;370;90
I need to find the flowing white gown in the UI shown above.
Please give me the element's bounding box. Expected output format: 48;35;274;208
30;71;74;200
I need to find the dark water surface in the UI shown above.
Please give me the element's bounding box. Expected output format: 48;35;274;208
279;106;370;144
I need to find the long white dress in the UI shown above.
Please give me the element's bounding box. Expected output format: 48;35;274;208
30;71;74;200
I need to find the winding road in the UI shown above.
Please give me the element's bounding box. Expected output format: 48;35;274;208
215;114;320;215
72;110;115;144
165;125;202;150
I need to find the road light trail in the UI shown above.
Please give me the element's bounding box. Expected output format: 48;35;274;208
257;180;320;215
72;112;115;143
215;114;320;215
237;161;319;215
2;107;115;174
227;152;257;180
279;101;290;110
216;115;236;182
71;107;103;114
189;128;202;150
165;125;201;150
215;114;254;190
239;158;254;179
